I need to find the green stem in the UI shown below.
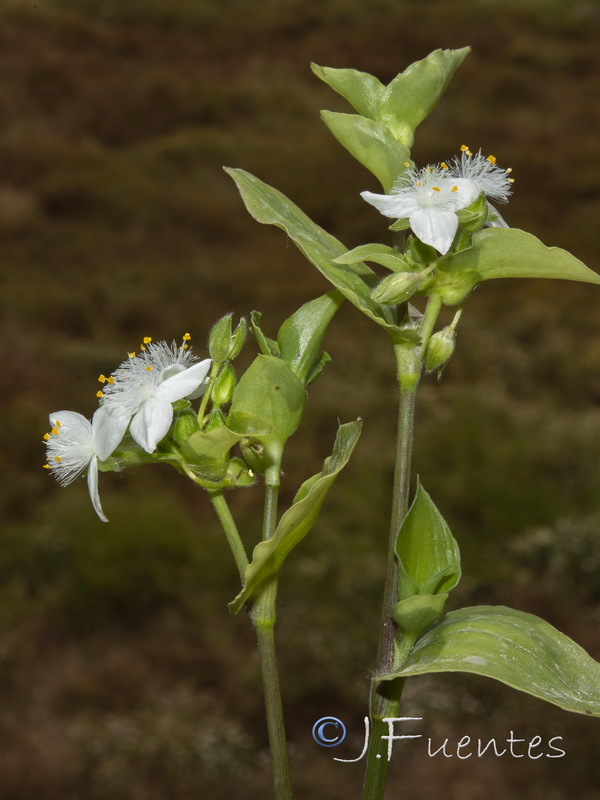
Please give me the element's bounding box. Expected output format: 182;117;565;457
197;360;222;425
419;292;443;351
251;484;294;800
208;490;248;581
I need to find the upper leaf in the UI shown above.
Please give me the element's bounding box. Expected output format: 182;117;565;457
311;63;384;119
440;227;600;285
382;605;600;718
395;480;461;601
380;47;471;147
334;243;414;273
320;111;410;191
228;420;362;613
225;168;419;342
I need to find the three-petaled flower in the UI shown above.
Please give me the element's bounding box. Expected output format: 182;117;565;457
44;406;129;522
102;340;211;454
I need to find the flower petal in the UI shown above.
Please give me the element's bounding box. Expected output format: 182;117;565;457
129;398;174;453
409;208;459;255
91;405;130;462
48;410;91;436
447;178;480;210
486;202;509;228
154;359;212;403
86;456;108;522
361;190;414;219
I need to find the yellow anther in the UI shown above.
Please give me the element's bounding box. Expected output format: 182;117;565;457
145;365;153;371
107;376;115;384
55;420;62;427
432;186;441;192
43;432;50;441
416;181;422;186
140;345;146;351
440;162;449;170
183;344;189;349
51;427;59;436
42;464;50;469
460;144;469;152
486;154;497;165
505;167;513;174
55;456;62;463
129;352;136;358
427;166;433;172
183;333;191;341
143;336;152;344
451;185;458;192
507;178;515;183
98;374;106;383
96;390;104;398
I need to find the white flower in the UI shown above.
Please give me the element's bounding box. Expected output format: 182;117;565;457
448;146;514;228
102;339;211;454
44;406;128;522
361;164;479;255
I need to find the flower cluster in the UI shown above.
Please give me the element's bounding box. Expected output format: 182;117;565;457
43;335;211;522
361;146;513;254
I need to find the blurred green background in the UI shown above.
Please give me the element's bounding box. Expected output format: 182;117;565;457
2;0;600;797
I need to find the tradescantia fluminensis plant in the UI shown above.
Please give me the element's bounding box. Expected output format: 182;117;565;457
44;46;600;800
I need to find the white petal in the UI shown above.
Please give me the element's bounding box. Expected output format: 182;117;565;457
86;457;108;523
129;398;173;453
447;178;480;210
486;202;509;228
361;190;414;219
409;208;459;255
155;359;212;403
91;405;130;462
48;410;92;436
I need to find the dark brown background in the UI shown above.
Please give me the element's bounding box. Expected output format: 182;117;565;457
2;1;600;797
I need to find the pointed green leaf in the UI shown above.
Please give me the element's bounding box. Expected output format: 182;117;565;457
277;291;343;385
395;480;461;601
440;228;600;285
250;310;280;357
225;168;419;342
334;243;413;273
228;420;362;613
383;605;600;718
380;47;471;147
311;63;384;119
320;111;410;191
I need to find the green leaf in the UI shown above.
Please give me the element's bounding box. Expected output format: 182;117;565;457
228;355;306;446
311;62;384;119
395;480;461;601
392;592;448;638
225;168;419;342
320;111;410;191
181;426;246;479
380;47;471;147
334;243;413;273
277;291;343;385
440;228;600;285
382;605;600;718
228;420;362;613
250;310;280;357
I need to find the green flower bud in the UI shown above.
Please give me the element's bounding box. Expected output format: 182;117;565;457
240;439;265;474
372;271;423;304
425;311;462;374
208;314;247;362
203;408;227;432
212;362;237;406
172;408;200;444
208;314;233;362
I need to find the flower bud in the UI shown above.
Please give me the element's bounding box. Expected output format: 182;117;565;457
372;271;423;304
212;362;236;406
240;439;265;474
425;326;456;373
203;408;227;432
172;408;200;444
208;314;247;362
229;318;247;360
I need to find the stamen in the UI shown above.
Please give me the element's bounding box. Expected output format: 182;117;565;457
505;167;513;174
128;352;136;358
182;333;191;341
55;456;62;463
451;186;458;192
440;162;449;170
43;433;50;441
416;181;422;187
98;374;107;383
460;144;469;152
145;366;153;371
51;427;59;436
42;464;50;469
486;155;497;165
404;161;410;167
55;420;62;427
143;337;152;344
107;376;115;384
507;178;515;183
432;186;441;192
96;390;104;398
